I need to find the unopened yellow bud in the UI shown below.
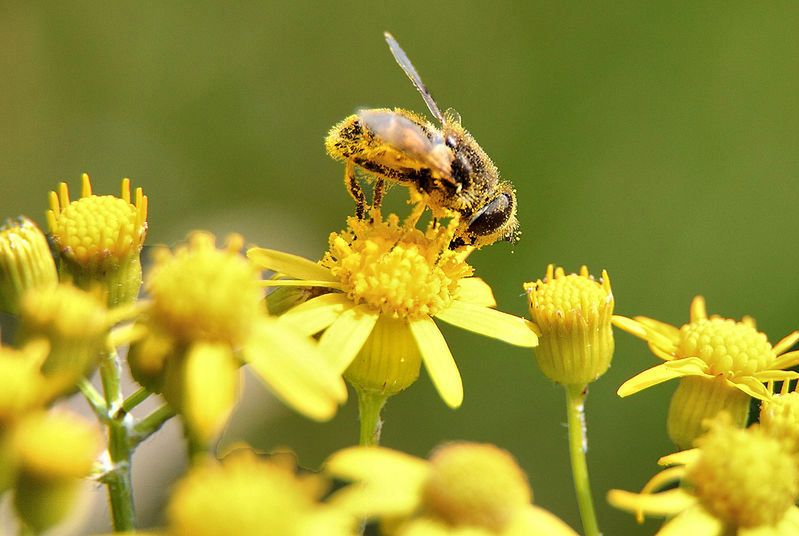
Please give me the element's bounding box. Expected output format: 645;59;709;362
0;216;57;314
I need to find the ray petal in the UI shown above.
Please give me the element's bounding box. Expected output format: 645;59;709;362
409;316;463;408
771;350;799;371
617;358;709;397
774;331;799;356
247;247;335;281
607;488;696;518
319;304;379;373
658;506;721;536
689;295;707;322
434;300;538;347
278;292;352;335
454;277;496;307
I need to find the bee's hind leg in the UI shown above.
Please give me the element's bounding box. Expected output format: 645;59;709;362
344;160;366;219
372;178;386;208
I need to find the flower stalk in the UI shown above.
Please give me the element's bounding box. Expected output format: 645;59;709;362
356;388;387;446
565;383;600;536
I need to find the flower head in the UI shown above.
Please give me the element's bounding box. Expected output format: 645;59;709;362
326;441;577;535
760;386;799;453
18;283;116;393
608;417;799;535
248;211;537;408
129;232;345;445
614;296;799;448
11;409;103;533
0;216;57;314
47;173;148;306
524;265;614;385
165;448;354;536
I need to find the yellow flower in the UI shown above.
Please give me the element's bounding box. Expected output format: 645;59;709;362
613;296;799;448
0;216;57;314
326;442;578;535
11;409;104;533
247;211;537;409
524;265;614;385
47;173;148;306
128;232;346;445
165;448;355;536
760;386;799;453
18;283;120;394
608;418;799;535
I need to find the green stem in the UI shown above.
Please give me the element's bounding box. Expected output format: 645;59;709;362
99;349;136;531
78;378;107;420
132;404;176;444
122;386;151;412
356;389;388;446
565;383;600;536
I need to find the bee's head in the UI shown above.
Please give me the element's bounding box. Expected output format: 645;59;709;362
449;185;519;249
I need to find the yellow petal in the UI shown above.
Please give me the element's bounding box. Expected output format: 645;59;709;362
728;376;771;401
246;247;335;282
612;315;648;338
658;448;699;467
635;316;681;343
279;292;352;335
326;446;428;518
607;488;696;519
509;506;579;536
244;319;347;421
658;505;721;536
617;358;709;397
326;446;428;484
689;296;708;322
182;343;240;444
319;304;379;373
409;317;463;408
773;331;799;356
434;300;538;348
772;350;799;371
260;279;342;289
454;277;496;307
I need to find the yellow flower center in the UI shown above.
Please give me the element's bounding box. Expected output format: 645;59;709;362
761;392;799;452
421;442;531;532
678;318;772;376
167;452;319;536
322;212;472;319
525;265;614;385
688;423;798;528
147;233;262;345
47;175;147;268
528;269;610;319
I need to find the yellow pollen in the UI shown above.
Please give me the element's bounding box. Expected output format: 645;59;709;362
421;442;531;532
146;232;262;345
322;213;472;319
688;423;798;528
47;174;148;268
678;318;772;376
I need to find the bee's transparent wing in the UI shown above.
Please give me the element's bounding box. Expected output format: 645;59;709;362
384;32;445;125
358;109;453;179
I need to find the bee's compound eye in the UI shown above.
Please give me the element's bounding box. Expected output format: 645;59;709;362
467;193;514;237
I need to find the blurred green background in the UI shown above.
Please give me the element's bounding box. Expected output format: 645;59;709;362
2;2;798;535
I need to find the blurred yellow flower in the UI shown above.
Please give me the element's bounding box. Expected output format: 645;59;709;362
608;418;799;534
614;296;799;448
47;173;148;306
326;442;577;536
165;448;355;536
0;216;57;314
18;283;123;394
248;211;537;409
524;265;614;385
11;409;103;533
128;232;346;446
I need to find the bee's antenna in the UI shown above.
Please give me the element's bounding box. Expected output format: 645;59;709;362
384;32;445;125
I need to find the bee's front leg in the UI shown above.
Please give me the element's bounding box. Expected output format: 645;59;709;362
344;160;366;219
372;178;386;209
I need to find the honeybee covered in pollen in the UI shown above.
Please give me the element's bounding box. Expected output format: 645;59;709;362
325;32;519;249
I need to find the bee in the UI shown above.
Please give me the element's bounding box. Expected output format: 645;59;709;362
325;32;519;249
